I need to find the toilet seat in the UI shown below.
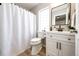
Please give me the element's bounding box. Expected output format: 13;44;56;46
31;38;41;45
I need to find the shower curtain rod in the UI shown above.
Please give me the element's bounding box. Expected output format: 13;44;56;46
0;3;17;5
0;3;15;5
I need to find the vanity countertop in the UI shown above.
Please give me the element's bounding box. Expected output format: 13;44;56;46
46;31;75;36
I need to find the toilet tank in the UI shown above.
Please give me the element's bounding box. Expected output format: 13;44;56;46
38;32;46;38
38;32;44;38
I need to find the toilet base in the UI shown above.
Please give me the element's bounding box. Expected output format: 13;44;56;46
31;43;42;56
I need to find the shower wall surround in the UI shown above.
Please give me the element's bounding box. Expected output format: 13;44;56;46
0;3;36;56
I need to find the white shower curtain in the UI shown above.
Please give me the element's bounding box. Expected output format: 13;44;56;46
0;3;36;56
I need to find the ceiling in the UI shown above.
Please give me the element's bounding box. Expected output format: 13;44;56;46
15;3;39;10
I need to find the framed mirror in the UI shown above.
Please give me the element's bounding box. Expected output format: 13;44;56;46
51;3;70;25
51;3;71;31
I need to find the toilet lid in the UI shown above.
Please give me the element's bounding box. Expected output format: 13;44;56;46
31;38;41;42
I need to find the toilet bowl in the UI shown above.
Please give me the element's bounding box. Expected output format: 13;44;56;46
30;38;42;55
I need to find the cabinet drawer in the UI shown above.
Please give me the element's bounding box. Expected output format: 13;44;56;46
57;35;75;43
46;33;54;39
46;33;75;43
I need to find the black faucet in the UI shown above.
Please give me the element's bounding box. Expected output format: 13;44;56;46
58;25;63;31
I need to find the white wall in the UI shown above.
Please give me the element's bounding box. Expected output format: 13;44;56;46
30;3;50;14
30;3;50;37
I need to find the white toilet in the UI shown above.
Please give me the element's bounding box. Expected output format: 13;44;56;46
30;38;42;55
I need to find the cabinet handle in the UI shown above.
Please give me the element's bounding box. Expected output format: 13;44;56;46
59;42;61;50
50;35;52;37
56;42;58;49
68;38;71;40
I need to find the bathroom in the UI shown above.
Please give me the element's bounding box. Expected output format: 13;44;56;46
0;3;79;56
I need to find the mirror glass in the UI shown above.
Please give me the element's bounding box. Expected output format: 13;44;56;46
55;14;66;25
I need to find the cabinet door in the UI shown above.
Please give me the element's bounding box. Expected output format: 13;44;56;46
59;41;75;56
46;38;58;56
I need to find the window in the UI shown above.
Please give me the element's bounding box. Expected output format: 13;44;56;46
38;7;49;32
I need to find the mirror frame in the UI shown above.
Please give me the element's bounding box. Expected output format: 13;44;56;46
51;3;71;26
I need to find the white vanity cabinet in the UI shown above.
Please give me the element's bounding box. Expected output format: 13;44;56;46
46;31;75;56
